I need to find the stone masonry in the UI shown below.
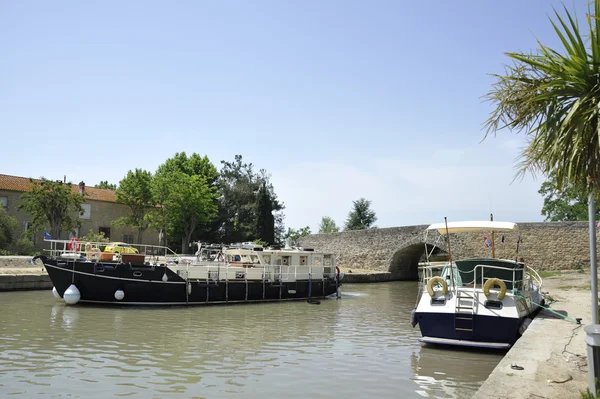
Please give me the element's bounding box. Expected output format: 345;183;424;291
298;221;600;280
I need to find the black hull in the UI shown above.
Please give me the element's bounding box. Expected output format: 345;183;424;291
40;256;340;306
416;311;524;347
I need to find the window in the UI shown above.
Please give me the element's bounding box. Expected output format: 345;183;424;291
80;204;91;219
0;197;7;208
123;234;134;244
99;227;111;240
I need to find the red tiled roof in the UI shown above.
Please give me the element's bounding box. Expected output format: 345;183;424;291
0;174;117;203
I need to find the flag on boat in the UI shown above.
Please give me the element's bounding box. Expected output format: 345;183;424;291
484;236;492;248
44;231;51;239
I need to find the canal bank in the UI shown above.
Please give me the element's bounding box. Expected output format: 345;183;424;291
474;270;592;399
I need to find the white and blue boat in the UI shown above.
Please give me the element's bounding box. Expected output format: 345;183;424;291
412;220;544;349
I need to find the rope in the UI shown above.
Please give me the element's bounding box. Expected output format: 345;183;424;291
515;293;581;324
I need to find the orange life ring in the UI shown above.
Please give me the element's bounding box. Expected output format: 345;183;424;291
68;237;80;251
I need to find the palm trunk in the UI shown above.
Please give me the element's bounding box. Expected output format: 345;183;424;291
589;191;598;324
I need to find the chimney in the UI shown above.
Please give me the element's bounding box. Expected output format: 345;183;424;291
79;181;85;195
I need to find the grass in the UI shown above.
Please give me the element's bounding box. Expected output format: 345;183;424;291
539;270;563;278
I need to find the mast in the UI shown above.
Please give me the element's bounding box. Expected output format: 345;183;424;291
490;213;495;259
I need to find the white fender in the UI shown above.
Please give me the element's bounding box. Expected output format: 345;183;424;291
63;284;81;305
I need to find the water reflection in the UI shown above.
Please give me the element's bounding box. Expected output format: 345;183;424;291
0;284;502;398
411;345;504;398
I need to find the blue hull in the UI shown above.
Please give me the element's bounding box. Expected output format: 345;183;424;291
416;311;522;346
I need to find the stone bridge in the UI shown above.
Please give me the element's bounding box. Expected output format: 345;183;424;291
298;221;599;280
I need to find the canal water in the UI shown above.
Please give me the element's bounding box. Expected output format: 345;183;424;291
0;282;503;398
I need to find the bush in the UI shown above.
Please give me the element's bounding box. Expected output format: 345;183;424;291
11;238;35;255
0;207;18;251
80;230;110;251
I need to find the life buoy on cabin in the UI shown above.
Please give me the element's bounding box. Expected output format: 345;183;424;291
68;237;80;251
426;276;448;297
483;278;507;300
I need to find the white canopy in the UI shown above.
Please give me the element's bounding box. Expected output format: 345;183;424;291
426;221;518;235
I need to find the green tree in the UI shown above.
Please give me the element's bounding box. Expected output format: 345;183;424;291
95;181;117;190
256;182;275;244
539;172;600;221
344;198;377;230
18;179;84;239
114;169;154;243
285;226;311;246
318;216;339;233
483;1;600;334
218;155;284;244
167;172;218;253
151;153;219;252
0;206;18;250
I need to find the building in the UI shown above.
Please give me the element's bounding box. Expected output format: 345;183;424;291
0;174;159;251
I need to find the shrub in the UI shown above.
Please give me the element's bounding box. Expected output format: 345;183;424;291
11;238;35;255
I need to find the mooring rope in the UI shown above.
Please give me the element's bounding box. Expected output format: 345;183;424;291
515;293;581;324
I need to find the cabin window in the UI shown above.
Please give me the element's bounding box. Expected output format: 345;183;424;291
300;256;307;265
431;298;446;306
313;257;322;266
282;256;290;265
323;256;332;266
485;300;503;310
263;255;271;264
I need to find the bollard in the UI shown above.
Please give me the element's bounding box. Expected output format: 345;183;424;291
585;324;600;397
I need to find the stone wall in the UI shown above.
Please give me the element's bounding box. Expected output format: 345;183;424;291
299;221;600;280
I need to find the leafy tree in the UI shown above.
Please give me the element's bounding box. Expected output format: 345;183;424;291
114;169;154;243
539;172;600;221
18;179;84;239
344;198;377;230
151;153;219;252
95;181;117;190
285;226;311;246
167;172;218;253
318;216;339;233
218;155;284;244
256;182;275;244
483;0;600;330
156;152;218;185
0;206;18;250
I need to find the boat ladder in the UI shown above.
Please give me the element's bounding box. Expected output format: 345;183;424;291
454;289;476;336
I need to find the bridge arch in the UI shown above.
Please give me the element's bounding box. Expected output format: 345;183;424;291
388;235;448;280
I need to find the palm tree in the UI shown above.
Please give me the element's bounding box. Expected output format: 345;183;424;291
483;1;600;326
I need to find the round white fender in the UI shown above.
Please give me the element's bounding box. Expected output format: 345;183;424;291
114;289;125;300
63;284;81;305
162;273;168;282
52;286;61;299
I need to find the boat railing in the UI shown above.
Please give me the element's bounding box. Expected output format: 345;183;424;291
175;262;337;282
43;238;181;264
421;262;532;294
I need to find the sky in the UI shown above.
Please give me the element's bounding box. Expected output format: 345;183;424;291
0;0;592;232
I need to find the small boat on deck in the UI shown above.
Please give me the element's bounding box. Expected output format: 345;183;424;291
33;240;342;306
412;220;544;349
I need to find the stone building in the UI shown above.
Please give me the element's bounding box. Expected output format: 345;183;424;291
0;174;159;251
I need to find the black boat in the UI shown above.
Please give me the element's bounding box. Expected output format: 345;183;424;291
34;240;343;306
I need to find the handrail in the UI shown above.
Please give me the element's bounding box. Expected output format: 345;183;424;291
422;262;542;294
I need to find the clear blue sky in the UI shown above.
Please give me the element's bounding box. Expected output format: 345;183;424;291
0;1;590;231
